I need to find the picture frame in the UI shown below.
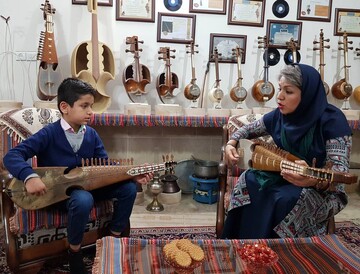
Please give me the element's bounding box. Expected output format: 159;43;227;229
228;0;266;27
266;20;302;49
209;33;247;63
297;0;332;22
116;0;155;22
334;8;360;37
189;0;226;14
72;0;113;7
157;13;196;44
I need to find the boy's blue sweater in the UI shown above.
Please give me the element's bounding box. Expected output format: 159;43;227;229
3;120;108;182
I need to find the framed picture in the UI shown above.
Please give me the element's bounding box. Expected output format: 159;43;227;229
228;0;265;27
297;0;332;22
334;8;360;37
266;20;302;49
157;13;196;44
189;0;226;14
116;0;155;22
72;0;113;6
209;33;247;63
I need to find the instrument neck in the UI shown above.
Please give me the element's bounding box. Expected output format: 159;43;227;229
91;12;100;81
45;14;54;33
263;48;269;83
214;57;220;87
236;54;243;84
165;60;172;87
190;53;196;82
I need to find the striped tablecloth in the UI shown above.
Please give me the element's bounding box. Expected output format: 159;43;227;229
92;235;360;274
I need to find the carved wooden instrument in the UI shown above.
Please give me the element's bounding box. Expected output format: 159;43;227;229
313;29;330;95
249;142;358;185
252;36;274;102
3;160;177;210
156;47;178;103
123;36;151;101
71;0;115;113
353;48;360;103
331;32;353;100
208;47;224;108
36;0;62;101
184;41;201;102
284;38;301;64
229;46;247;107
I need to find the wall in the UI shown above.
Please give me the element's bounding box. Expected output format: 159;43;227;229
1;0;360;112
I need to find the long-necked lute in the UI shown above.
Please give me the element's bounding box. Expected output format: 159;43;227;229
313;29;330;95
249;142;358;185
2;160;176;210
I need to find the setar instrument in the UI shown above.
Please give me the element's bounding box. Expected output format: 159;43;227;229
184;41;201;104
313;29;330;95
229;46;247;108
208;47;224;109
2;159;177;210
252;36;275;103
284;38;301;65
36;0;62;101
353;48;360;103
123;36;151;102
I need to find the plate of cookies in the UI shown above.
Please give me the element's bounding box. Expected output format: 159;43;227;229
163;239;205;274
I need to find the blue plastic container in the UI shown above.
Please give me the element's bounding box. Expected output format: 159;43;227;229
189;175;219;204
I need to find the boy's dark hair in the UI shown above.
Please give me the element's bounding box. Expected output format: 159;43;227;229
57;78;96;112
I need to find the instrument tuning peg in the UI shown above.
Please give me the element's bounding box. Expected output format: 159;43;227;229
324;38;330;42
138;40;144;44
170;49;176;52
324;45;330;49
313;40;319;44
195;50;199;53
348;40;353;44
338;47;344;50
348;46;354;50
170;55;176;59
139;49;143;52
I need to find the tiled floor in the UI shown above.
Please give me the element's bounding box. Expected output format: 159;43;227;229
131;185;360;228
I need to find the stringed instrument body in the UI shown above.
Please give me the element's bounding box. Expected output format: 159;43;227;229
156;47;179;103
331;32;353;100
123;36;151;100
37;0;62;101
354;48;360;103
284;38;301;65
249;142;358;185
208;47;224;108
252;36;275;103
3;161;176;210
313;29;330;95
71;0;115;113
184;42;201;102
229;46;247;106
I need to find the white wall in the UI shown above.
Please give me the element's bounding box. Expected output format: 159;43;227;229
1;0;360;112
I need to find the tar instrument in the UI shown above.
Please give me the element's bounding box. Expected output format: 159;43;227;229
208;47;224;108
252;36;275;102
123;36;151;101
71;0;115;113
284;38;301;64
353;48;360;103
156;47;178;103
2;159;177;210
36;0;61;101
229;46;247;107
184;41;201;102
331;32;353;100
313;29;330;95
249;141;358;185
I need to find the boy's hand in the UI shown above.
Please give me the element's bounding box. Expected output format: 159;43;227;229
25;177;47;196
134;173;153;185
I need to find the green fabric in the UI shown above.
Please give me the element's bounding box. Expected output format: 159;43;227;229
252;169;287;190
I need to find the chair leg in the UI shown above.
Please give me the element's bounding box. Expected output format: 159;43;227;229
327;216;336;234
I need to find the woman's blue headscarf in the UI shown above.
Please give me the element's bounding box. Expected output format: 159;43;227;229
263;63;352;165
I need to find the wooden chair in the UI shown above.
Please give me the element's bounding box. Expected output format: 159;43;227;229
0;108;114;274
215;114;335;239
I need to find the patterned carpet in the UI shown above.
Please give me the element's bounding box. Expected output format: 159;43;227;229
1;224;359;274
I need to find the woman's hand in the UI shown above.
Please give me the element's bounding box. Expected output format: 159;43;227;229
225;143;240;166
280;160;317;187
134;173;153;185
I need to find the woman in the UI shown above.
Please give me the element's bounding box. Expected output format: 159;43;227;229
222;63;352;239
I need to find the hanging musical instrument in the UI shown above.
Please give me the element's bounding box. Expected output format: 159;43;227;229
229;46;247;108
353;48;360;104
249;142;358;185
36;0;62;101
313;29;330;95
184;41;201;103
123;36;151;102
252;36;275;102
208;47;224;108
284;38;301;65
156;47;179;103
2;160;177;210
71;0;115;113
331;32;353;101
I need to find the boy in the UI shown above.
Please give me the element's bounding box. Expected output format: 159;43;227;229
3;78;152;274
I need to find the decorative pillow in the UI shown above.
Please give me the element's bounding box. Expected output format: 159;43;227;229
0;107;61;142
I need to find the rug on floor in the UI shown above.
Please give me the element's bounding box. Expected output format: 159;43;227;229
0;223;359;274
